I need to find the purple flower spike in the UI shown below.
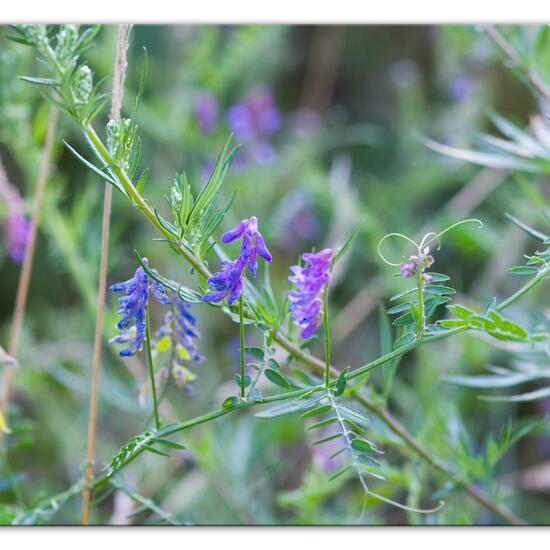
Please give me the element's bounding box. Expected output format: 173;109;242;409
202;215;272;304
288;248;333;339
110;258;171;357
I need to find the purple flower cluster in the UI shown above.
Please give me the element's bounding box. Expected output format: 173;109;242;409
202;216;272;305
227;86;280;166
288;248;333;339
157;291;204;363
194;91;219;134
0;170;29;264
110;259;170;357
400;247;434;283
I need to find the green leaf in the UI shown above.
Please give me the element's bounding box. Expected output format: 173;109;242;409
393;332;416;349
307;417;339;430
255;396;323;418
444;372;539;388
234;374;252;388
150;438;186;450
358;454;382;468
267;357;280;370
18;76;58;86
480;386;550;402
424;272;450;282
424;285;456;295
245;347;265;361
333;367;349;397
264;368;291;389
222;396;239;408
386;302;413;315
505;213;549;241
438;319;468;328
507;266;540;275
424;137;539;172
301;404;332;419
351;438;377;453
389;288;417;302
144;445;171;458
328;464;353;481
446;304;476;319
333;223;363;263
312;433;343;446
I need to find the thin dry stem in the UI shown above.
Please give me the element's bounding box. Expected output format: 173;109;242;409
81;24;130;526
0;106;59;444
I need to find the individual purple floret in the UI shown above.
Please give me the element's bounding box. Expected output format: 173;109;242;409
202;259;246;305
110;259;170;357
195;91;219;134
226;86;280;166
288;248;333;339
399;247;434;282
5;213;30;263
221;216;272;277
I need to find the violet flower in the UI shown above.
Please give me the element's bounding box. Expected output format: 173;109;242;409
226;86;280;166
221;216;272;277
5;213;29;263
288;248;333;339
399;247;434;283
202;216;272;304
110;259;170;357
202;259;246;305
195;91;219;134
0;169;29;264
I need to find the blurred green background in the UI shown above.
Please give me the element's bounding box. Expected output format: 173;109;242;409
0;25;549;525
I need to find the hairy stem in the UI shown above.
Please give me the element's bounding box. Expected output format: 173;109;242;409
82;23;130;526
416;271;425;335
0;106;58;443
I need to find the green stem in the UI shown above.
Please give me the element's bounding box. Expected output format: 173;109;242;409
239;294;245;399
145;302;160;430
323;286;331;388
416;271;425;335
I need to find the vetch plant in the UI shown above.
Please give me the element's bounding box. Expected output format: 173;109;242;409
4;24;550;526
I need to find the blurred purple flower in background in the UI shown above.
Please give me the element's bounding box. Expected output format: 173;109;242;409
110;259;170;357
195;91;219;134
0;167;29;264
226;86;281;166
288;248;333;339
5;213;29;263
449;75;475;102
